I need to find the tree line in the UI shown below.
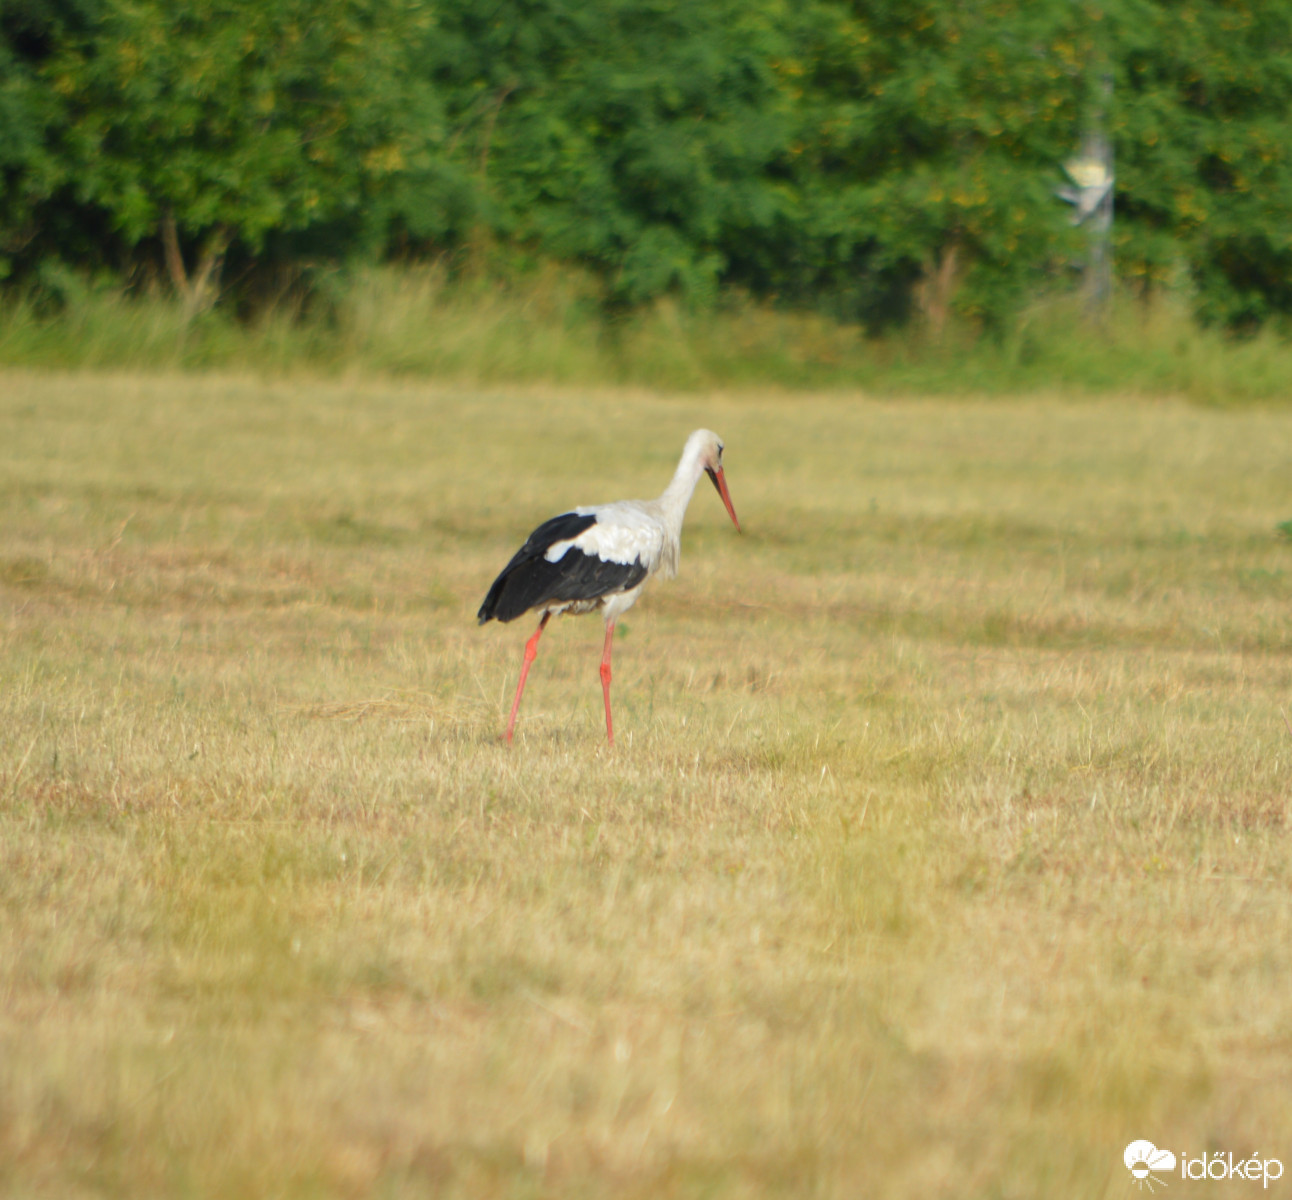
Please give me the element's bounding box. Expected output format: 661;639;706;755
2;0;1290;331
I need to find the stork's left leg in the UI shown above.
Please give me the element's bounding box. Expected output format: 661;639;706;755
600;620;616;745
504;612;550;744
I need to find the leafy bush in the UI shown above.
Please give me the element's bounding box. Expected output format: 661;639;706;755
2;0;1291;334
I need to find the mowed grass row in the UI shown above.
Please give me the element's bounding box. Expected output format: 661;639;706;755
1;371;1290;1199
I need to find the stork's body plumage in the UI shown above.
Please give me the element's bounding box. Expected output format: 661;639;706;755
478;429;741;743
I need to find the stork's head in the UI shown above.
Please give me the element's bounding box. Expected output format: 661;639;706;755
688;429;741;533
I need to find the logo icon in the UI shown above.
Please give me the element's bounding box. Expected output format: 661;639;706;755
1125;1141;1176;1191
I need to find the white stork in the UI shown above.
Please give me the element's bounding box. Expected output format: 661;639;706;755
478;429;741;744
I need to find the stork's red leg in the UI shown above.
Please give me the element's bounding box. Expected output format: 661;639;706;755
600;620;616;745
505;612;550;744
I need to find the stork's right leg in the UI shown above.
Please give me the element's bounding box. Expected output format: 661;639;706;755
600;619;616;746
504;613;550;744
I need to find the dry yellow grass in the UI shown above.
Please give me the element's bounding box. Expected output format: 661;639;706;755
2;370;1290;1199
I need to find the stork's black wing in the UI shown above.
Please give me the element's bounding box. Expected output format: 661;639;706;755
477;511;648;624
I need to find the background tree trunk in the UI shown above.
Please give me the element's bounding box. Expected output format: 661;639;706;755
161;212;230;321
918;241;961;342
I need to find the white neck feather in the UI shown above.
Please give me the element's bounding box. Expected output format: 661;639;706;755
656;432;711;535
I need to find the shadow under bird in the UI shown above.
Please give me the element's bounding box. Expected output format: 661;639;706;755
478;429;742;744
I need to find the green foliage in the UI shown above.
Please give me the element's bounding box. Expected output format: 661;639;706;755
423;0;1090;328
1;0;1291;336
765;0;1090;327
43;0;457;276
1109;0;1292;328
0;0;87;280
425;0;800;306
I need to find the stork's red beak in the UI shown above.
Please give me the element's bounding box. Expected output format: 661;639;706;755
706;465;741;533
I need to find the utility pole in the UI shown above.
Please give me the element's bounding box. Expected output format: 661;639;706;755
1058;71;1114;321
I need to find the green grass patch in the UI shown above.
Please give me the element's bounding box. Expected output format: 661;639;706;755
3;266;1292;402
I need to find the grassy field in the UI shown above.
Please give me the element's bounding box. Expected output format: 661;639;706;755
2;370;1291;1199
